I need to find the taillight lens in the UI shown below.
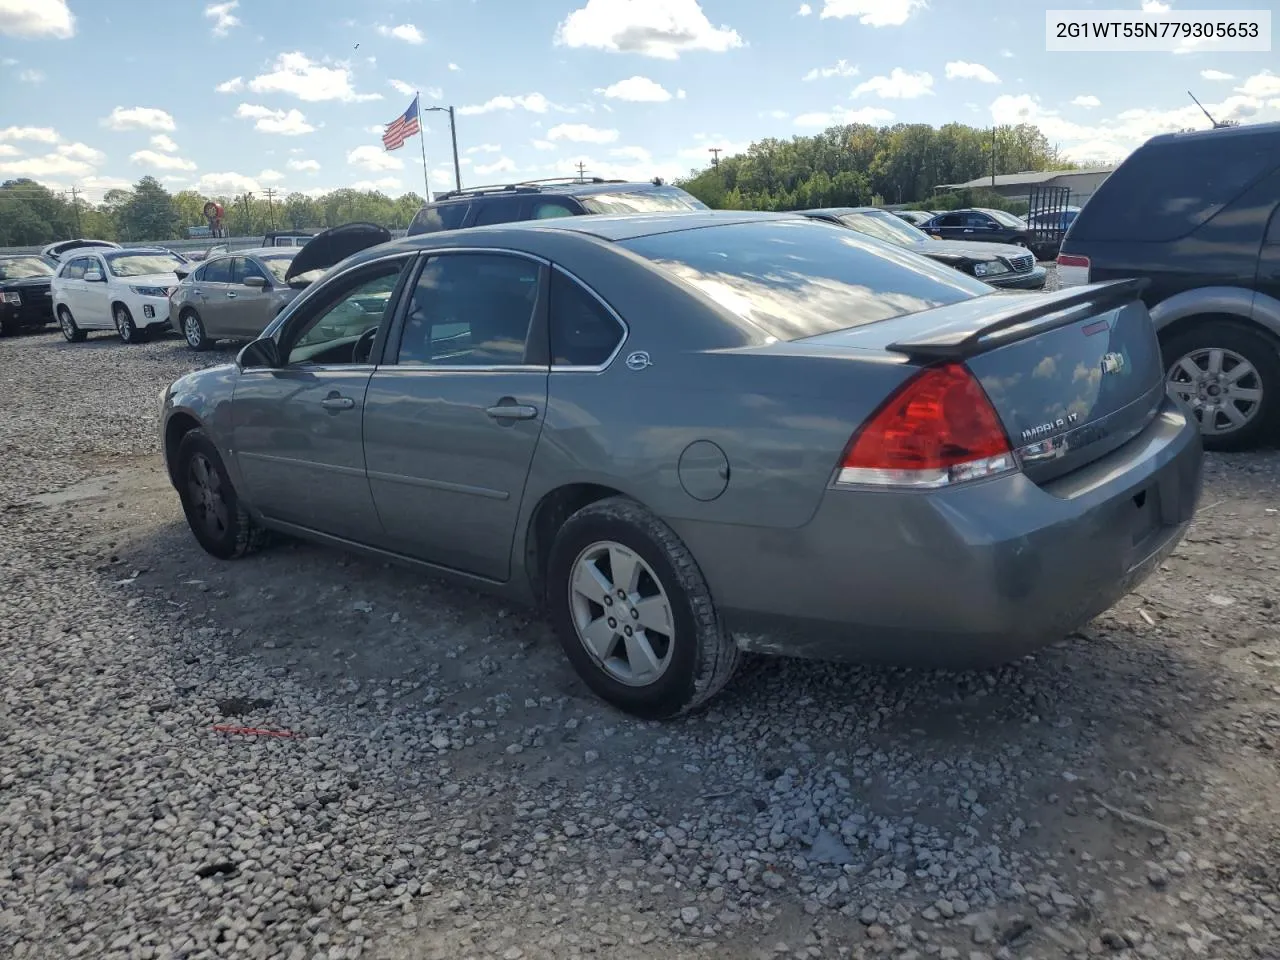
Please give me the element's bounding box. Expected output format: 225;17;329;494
837;363;1016;489
1056;253;1090;269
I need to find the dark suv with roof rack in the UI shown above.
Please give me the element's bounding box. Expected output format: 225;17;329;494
1057;121;1280;451
406;177;708;236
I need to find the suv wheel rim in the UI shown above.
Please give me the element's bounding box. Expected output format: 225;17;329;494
116;309;131;341
187;453;229;539
59;311;73;338
568;540;675;687
1167;347;1263;435
184;315;202;346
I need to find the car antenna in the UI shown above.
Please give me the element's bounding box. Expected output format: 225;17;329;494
1186;90;1228;129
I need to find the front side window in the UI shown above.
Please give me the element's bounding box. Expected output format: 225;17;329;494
104;252;186;278
287;261;408;365
396;253;540;366
550;269;624;367
201;258;233;284
983;209;1026;229
0;257;54;280
235;257;269;284
61;258;87;280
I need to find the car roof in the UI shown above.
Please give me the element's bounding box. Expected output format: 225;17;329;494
798;207;881;218
1147;118;1280;147
208;247;297;259
430;179;682;204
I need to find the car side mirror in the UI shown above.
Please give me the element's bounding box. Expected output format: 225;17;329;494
84;269;104;282
242;275;268;289
174;269;190;281
238;337;281;370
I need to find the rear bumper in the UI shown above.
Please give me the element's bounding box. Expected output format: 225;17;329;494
677;398;1203;667
989;266;1047;290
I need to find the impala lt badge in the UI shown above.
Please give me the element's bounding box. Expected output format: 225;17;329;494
1100;351;1126;375
1021;412;1080;443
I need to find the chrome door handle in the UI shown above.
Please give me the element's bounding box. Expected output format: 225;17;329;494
226;292;237;299
485;403;538;421
321;395;355;411
192;288;201;295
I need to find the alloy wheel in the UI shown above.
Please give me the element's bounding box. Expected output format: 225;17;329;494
1166;346;1263;436
59;311;74;339
568;540;675;687
184;314;202;348
187;453;230;540
115;308;132;342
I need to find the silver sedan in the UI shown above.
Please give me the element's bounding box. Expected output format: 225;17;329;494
168;249;305;350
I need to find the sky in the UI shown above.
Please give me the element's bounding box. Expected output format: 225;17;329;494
0;0;1277;203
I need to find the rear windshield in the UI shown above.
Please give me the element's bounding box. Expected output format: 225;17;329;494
620;218;991;341
579;187;708;215
1071;133;1280;243
0;256;54;280
408;202;470;235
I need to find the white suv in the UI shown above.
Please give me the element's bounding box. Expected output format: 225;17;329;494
51;247;186;344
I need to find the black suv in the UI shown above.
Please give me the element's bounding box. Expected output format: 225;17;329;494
1057;121;1280;451
406;177;707;235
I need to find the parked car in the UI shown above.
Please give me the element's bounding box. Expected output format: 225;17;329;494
262;230;319;248
922;208;1036;253
893;210;937;227
1057;121;1280;451
41;238;121;263
1029;207;1080;232
52;247;186;343
0;254;57;336
160;211;1201;718
406;176;707;236
169;224;389;350
797;207;1046;289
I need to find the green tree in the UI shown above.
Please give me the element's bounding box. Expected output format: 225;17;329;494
116;177;179;242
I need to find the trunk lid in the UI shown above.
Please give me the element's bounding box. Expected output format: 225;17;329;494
806;280;1166;483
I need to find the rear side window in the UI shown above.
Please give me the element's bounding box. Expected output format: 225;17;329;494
1072;136;1280;243
408;202;470;235
472;197;527;226
549;269;624;367
620;219;991;342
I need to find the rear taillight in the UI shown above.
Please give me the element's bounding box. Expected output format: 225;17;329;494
1056;253;1090;270
837;363;1015;489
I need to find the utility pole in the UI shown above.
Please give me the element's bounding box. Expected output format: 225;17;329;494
69;186;82;234
264;188;277;231
990;126;997;187
575;161;588;181
708;147;722;168
242;192;254;235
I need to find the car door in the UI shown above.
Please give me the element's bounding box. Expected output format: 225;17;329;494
194;256;234;339
56;257;85;316
930;211;966;240
959;211;999;241
363;250;549;580
80;255;112;327
230;254;417;542
228;256;275;339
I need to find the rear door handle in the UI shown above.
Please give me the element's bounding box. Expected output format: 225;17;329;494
485;403;538;421
226;291;237;299
321;395;355;411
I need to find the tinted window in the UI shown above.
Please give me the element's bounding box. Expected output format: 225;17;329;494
236;257;269;284
61;259;86;280
289;263;406;364
982;209;1026;229
201;258;233;283
1072;136;1280;243
532;199;579;220
621;219;991;341
578;187;708;215
550;269;623;367
471;197;527;227
397;254;540;366
0;256;54;280
935;213;964;228
408;202;471;235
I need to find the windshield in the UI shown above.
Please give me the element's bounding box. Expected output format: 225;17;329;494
837;210;930;247
984;208;1027;229
0;257;54;280
621;219;991;342
579;187;708;215
260;254;299;283
105;252;186;278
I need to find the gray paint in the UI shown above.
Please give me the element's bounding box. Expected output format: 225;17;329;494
1148;284;1280;339
161;213;1204;666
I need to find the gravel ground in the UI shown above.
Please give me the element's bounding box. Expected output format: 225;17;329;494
3;313;1280;960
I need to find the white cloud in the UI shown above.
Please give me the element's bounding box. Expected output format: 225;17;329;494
448;63;460;72
596;76;674;102
0;152;94;179
377;23;424;44
554;0;743;60
0;125;58;143
793;105;894;127
0;0;74;38
258;168;285;182
102;107;176;132
1201;69;1234;81
532;139;556;151
150;134;179;153
999;48;1014;58
1071;95;1101;108
215;76;244;93
466;143;502;154
457;93;551;116
57;142;105;164
352;177;403;191
248;52;380;102
819;0;923;26
389;79;416;97
1141;0;1170;10
802;59;858;81
287;158;320;172
797;3;812;13
945;61;999;84
234;103;317;136
611;145;652;162
205;1;239;37
348;144;404;172
547;123;619;144
17;67;42;83
852;68;933;99
194;172;262;195
1236;71;1280;100
0;144;19;157
677;88;687;99
130;149;197;171
474;157;518;176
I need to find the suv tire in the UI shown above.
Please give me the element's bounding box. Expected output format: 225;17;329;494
1162;319;1280;452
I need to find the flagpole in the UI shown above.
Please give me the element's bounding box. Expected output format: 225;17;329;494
416;92;431;200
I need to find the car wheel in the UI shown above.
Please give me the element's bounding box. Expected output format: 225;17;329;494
58;305;87;343
181;309;210;351
114;304;144;344
1162;319;1280;452
175;428;270;560
546;496;741;719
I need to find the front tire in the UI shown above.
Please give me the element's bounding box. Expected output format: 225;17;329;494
1163;319;1280;452
181;308;210;351
175;428;269;560
545;496;740;719
114;304;143;344
58;306;87;343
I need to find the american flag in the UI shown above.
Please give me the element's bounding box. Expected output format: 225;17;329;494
382;94;420;151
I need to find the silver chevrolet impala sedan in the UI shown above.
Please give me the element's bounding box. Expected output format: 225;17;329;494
159;211;1203;718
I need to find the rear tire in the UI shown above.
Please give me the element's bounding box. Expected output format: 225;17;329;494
181;308;210;351
175;428;270;560
58;306;86;343
545;496;740;719
1162;319;1280;452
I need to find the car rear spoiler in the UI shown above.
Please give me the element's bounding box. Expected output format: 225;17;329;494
886;277;1150;361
